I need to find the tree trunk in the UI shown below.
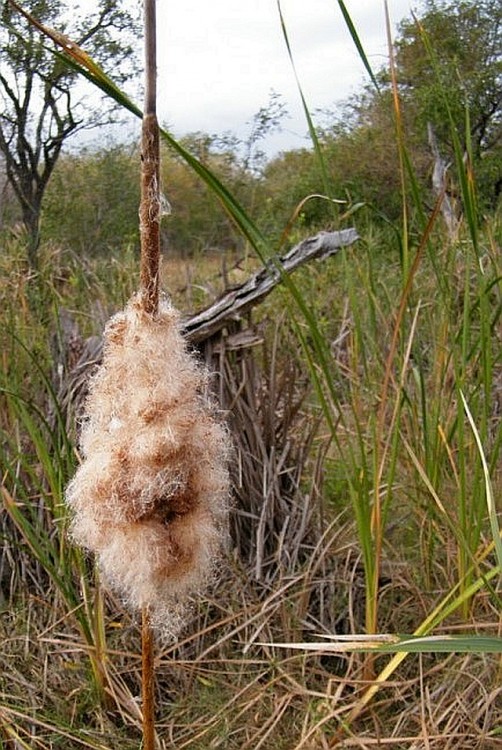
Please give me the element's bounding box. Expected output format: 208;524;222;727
21;202;41;269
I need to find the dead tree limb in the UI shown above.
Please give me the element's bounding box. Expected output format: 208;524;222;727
427;122;459;238
183;228;359;343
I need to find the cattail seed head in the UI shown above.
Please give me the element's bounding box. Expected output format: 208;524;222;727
65;294;231;636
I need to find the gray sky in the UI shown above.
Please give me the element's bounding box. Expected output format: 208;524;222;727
155;0;415;155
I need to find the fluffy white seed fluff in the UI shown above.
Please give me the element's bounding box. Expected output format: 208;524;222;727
65;293;231;636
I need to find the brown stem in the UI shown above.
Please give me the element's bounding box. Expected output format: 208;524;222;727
139;0;161;316
141;605;155;750
140;4;159;737
143;0;157;116
139;112;161;315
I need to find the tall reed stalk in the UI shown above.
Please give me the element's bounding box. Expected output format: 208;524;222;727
138;1;160;745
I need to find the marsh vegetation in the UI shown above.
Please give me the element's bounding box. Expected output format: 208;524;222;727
0;0;501;747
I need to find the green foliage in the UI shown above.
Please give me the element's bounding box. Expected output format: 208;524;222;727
0;0;141;262
285;0;502;224
43;145;141;255
258;148;340;238
394;0;502;211
162;134;255;256
396;1;501;151
2;0;501;262
41;136;263;257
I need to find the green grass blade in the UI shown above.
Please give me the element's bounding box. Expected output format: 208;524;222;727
322;559;501;731
460;390;502;571
276;0;332;197
376;634;502;654
264;633;502;654
335;0;380;91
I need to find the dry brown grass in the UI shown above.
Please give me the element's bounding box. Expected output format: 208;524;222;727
1;545;499;749
1;242;500;749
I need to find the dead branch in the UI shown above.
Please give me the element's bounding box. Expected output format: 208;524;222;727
183;228;359;343
427;122;459;238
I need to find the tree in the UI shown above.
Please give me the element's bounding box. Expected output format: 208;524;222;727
0;0;140;265
43;143;141;256
315;0;501;220
394;0;502;208
42;136;257;259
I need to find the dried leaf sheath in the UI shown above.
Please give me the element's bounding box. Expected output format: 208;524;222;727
65;294;231;636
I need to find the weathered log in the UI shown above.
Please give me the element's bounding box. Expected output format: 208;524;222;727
183;228;359;343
